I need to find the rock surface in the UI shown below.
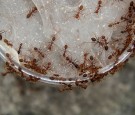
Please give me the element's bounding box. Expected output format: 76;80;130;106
0;57;135;115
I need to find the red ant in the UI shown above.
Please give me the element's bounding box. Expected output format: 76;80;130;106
34;47;45;58
26;75;40;82
3;39;13;47
74;5;84;20
82;53;95;67
79;53;100;75
17;43;23;54
91;35;109;51
94;0;102;14
75;80;88;89
44;62;51;72
63;45;68;57
62;45;79;69
59;83;73;92
5;53;14;65
47;36;56;51
1;62;16;76
108;48;124;62
26;6;38;18
53;74;60;77
108;21;123;27
65;56;80;69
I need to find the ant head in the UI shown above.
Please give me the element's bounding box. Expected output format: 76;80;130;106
91;37;96;41
79;5;84;10
101;35;105;39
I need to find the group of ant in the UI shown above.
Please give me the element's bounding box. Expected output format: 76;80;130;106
71;0;125;20
1;0;135;91
57;1;135;91
26;0;125;20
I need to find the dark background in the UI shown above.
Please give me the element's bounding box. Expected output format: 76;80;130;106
0;57;135;115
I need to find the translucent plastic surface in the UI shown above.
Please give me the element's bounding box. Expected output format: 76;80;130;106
0;0;135;87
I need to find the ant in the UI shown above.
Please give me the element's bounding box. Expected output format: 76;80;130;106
0;30;7;41
108;49;123;61
65;56;80;69
3;39;13;47
74;5;84;20
108;21;123;27
47;36;56;51
94;0;102;14
53;74;60;77
75;80;88;89
82;53;94;67
5;53;14;65
63;45;68;57
26;6;38;18
59;83;73;92
91;35;109;51
62;45;80;69
17;43;23;54
90;72;108;83
44;62;51;72
1;62;16;76
79;53;100;75
34;47;45;58
26;75;40;82
130;1;134;7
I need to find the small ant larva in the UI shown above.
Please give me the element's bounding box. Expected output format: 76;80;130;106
17;43;23;54
26;6;38;18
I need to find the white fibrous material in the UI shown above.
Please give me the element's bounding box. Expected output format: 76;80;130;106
0;0;135;85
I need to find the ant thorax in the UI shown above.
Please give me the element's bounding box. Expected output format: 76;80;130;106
0;0;135;85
